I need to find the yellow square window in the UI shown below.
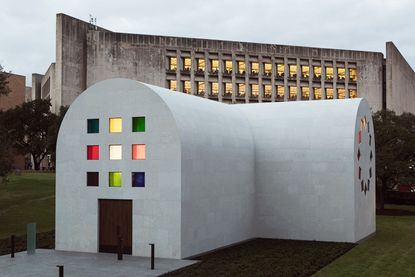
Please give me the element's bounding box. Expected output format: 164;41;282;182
109;118;122;133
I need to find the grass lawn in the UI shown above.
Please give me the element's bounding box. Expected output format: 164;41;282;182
0;172;55;239
315;204;415;277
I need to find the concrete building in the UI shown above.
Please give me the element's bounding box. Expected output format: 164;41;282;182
33;14;415;114
0;73;31;170
56;79;375;259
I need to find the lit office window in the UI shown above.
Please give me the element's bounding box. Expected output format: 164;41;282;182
264;85;272;98
197;58;205;72
211;82;219;96
289;65;297;78
349;89;358;98
313;87;322;100
211;60;219;73
277;64;285;77
289;86;297;100
237;83;246;97
225;60;233;74
313;66;322;79
276;85;285;100
182;58;191;71
251;62;259;75
326;88;334;99
237;61;246;74
349;68;357;81
197;81;205;95
301;87;310;100
168;57;177;71
337;68;346;80
251;84;259;97
301;65;310;78
326;67;334;80
224;83;232;95
338;88;346;99
264;63;272;76
183;80;191;94
169;80;177;91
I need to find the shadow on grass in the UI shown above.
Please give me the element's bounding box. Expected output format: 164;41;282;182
0;231;55;256
163;238;355;277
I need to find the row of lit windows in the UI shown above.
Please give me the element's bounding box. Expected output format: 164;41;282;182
87;144;146;160
87;171;145;187
88;117;145;134
168;80;357;99
168;57;357;81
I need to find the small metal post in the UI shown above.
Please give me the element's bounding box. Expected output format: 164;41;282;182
117;237;123;260
149;243;155;270
11;235;15;258
56;265;64;277
27;223;36;255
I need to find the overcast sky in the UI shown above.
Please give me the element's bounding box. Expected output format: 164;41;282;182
1;0;414;86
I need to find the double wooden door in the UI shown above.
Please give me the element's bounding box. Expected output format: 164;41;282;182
98;199;132;254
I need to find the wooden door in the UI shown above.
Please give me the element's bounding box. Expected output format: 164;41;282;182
99;199;132;254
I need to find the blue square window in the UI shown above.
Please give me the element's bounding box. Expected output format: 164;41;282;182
132;172;145;187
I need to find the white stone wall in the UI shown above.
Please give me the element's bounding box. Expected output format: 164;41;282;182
56;80;182;258
236;99;375;243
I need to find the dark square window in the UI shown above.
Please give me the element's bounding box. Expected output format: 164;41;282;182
87;172;99;186
87;119;99;133
132;172;145;187
132;117;145;132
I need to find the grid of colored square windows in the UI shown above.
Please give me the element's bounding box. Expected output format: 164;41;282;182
86;117;146;188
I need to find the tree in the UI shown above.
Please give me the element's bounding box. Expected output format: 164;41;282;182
0;111;14;182
3;99;57;170
0;64;11;96
373;110;415;209
47;105;68;166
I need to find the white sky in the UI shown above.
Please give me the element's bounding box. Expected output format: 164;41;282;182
1;0;414;86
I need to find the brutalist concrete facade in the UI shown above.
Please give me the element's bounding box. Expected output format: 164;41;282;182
33;14;415;114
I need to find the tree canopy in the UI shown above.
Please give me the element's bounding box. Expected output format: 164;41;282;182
373;109;415;209
0;65;10;96
2;99;57;170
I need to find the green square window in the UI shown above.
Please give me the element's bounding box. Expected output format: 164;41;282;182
132;117;145;132
109;172;122;187
87;119;99;133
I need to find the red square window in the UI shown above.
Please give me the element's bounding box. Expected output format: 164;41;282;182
87;145;99;160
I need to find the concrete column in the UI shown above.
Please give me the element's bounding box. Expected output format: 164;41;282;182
321;61;326;100
218;53;223;102
333;60;337;99
204;51;209;98
232;53;236;103
271;56;276;102
309;59;313;100
284;57;289;101
190;51;196;95
258;55;263;102
245;54;249;103
176;50;182;92
345;61;350;98
296;58;301;101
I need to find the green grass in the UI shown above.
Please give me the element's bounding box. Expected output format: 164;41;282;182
315;204;415;277
0;173;55;239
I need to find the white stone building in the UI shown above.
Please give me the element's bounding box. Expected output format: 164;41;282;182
56;78;375;259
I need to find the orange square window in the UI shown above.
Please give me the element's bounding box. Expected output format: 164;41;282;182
132;144;146;160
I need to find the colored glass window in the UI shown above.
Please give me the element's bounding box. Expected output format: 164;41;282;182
109;172;122;187
109;145;122;160
132;117;145;132
132;144;146;160
109;118;122;133
87;145;99;160
87;119;99;133
132;172;145;187
87;172;99;186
